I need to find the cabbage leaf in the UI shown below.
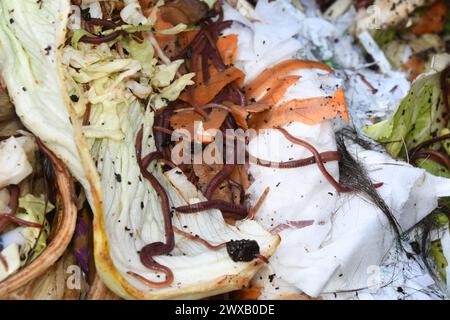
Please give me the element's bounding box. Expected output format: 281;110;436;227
0;0;279;299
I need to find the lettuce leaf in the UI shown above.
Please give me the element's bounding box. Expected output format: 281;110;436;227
363;71;446;158
430;238;448;283
17;194;53;265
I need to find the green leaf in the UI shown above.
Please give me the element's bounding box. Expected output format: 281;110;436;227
372;28;397;49
202;0;217;9
16;194;53;265
363;71;447;159
323;58;339;69
444;9;450;34
155;23;187;35
429;239;448;283
417;159;450;179
71;29;91;50
440;128;450;155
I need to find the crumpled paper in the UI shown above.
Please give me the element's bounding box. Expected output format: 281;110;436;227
268;143;450;297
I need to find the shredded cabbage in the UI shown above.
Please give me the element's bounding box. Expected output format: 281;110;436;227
151;59;183;87
120;0;148;26
121;38;157;77
0;0;279;299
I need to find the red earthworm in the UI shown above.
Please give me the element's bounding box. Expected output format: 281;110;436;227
231;83;246;106
277;128;352;193
127;268;174;289
0;185;42;232
252;151;342;169
135;128;174;287
354;0;374;10
204;31;226;72
409;134;450;159
79;30;128;44
153;107;174;154
173;28;207;60
174;228;267;265
0;185;19;232
173;227;226;251
141;151;176;170
204;164;236;199
152;126;174;135
247;187;270;220
373;182;384;189
175;200;248;219
36;139;65;172
411;149;450;172
85;18;118;30
0;214;43;228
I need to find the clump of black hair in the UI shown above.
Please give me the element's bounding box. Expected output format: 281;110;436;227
335;127;402;241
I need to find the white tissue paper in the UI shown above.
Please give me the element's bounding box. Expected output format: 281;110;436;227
263;143;450;298
222;0;450;299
